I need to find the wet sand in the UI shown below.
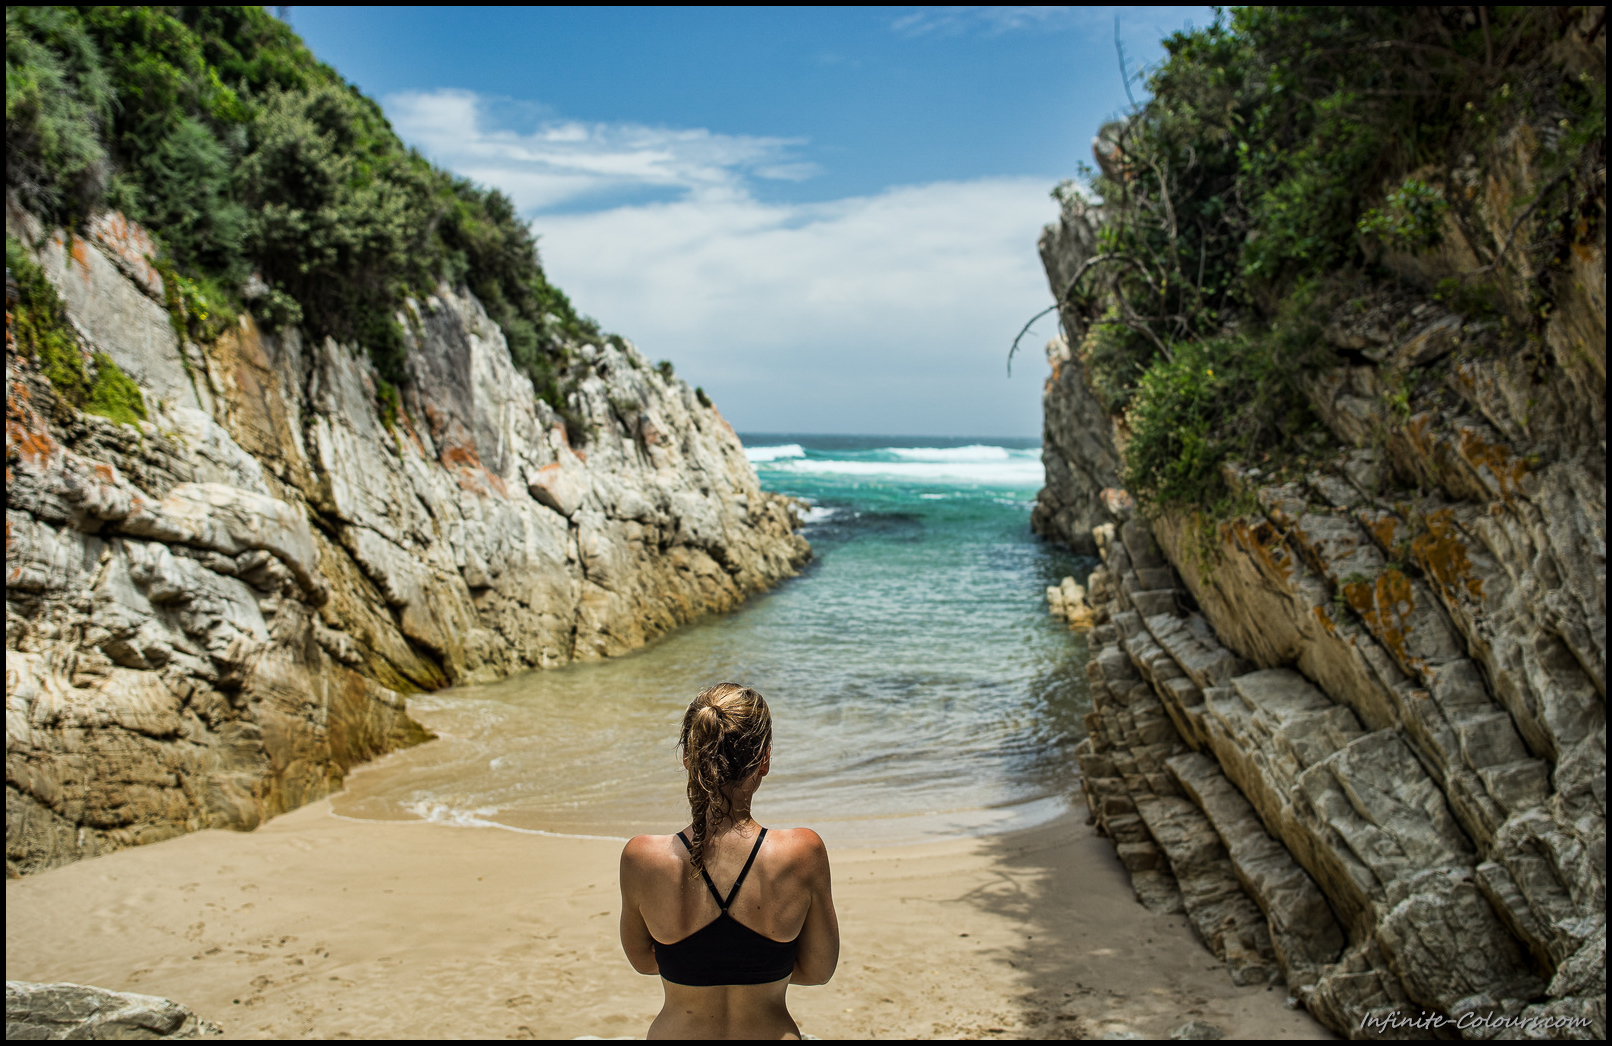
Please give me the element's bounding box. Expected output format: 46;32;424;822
6;802;1332;1039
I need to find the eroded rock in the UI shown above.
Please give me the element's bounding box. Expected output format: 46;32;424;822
5;980;221;1039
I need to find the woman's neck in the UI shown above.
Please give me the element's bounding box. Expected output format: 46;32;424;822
706;798;756;835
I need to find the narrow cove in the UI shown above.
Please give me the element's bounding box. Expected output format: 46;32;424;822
331;435;1096;845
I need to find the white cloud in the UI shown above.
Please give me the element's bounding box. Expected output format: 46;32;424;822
386;88;1064;436
888;5;1211;40
387;89;811;210
890;6;1085;37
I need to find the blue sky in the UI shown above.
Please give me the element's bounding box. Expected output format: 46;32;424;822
289;6;1215;437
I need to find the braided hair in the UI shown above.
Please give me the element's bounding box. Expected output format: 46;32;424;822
679;683;772;876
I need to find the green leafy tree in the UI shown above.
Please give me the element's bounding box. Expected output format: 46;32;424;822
7;5;599;436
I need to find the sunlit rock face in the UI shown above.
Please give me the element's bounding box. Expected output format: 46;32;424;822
1036;110;1604;1041
5;204;808;877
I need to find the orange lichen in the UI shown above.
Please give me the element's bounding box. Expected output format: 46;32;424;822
440;442;481;470
1228;516;1295;586
1411;508;1485;604
1345;567;1421;673
69;236;93;281
6;378;58;470
1313;603;1339;637
440;441;508;498
423;403;446;441
1456;427;1529;500
1365;512;1400;552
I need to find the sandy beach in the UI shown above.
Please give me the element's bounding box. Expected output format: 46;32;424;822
6;800;1331;1040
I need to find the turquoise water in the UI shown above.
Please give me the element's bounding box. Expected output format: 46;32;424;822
332;435;1095;845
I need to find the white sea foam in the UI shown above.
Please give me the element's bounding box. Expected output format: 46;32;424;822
799;505;839;523
744;443;806;462
888;445;1020;462
768;458;1044;486
401;800;626;841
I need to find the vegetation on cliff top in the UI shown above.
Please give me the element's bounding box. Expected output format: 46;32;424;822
1058;6;1604;512
6;6;594;431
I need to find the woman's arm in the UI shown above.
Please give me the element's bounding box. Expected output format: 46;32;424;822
788;829;839;985
618;836;661;976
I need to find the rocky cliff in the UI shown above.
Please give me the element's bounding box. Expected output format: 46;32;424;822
6;203;809;877
1036;41;1604;1045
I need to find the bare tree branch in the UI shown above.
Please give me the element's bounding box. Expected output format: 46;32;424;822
1006;253;1164;374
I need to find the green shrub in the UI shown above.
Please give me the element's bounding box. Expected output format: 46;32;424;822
5;7;110;221
8;6;598;420
86;352;148;426
1123;330;1321;509
1059;7;1603;512
9;234;89;399
1357;179;1450;253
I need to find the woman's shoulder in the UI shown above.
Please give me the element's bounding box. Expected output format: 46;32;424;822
620;832;683;872
763;826;829;872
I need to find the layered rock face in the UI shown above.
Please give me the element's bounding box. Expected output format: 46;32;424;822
6;206;809;877
1041;132;1605;1035
1030;204;1123;558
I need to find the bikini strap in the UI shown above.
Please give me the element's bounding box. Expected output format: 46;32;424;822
675;831;727;909
723;828;768;909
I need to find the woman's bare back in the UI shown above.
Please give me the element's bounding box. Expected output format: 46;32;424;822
620;823;838;1040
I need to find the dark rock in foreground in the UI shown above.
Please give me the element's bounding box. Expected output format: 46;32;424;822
6;981;221;1039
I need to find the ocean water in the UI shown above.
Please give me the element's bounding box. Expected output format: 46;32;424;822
330;434;1096;845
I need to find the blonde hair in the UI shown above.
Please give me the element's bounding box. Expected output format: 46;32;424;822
679;683;772;875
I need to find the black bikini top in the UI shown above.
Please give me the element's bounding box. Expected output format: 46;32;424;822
652;828;800;986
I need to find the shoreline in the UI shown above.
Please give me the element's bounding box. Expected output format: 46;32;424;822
6;799;1332;1039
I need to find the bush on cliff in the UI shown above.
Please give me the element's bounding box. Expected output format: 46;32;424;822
6;6;596;432
1063;6;1605;511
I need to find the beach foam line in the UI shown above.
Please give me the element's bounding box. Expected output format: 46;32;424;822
744;443;806;462
327;800;629;842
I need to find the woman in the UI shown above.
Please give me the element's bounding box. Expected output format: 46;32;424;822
619;683;839;1039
